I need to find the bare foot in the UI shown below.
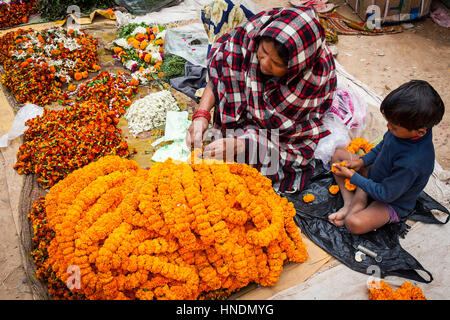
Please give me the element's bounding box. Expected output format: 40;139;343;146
328;206;350;227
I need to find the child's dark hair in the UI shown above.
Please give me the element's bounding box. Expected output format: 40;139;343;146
259;36;290;66
380;80;445;130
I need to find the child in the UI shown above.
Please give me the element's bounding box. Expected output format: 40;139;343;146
328;80;445;234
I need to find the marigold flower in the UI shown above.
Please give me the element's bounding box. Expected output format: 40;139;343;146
329;185;340;195
303;194;315;203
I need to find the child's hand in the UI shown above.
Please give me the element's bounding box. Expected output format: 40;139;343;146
346;158;365;172
332;164;355;179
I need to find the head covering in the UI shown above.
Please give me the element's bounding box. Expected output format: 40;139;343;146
207;6;337;192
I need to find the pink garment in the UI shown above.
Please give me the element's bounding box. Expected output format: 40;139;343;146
430;8;450;28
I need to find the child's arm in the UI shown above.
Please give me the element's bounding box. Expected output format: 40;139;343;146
359;138;384;167
349;166;418;204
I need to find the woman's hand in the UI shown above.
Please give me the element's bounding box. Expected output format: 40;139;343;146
203;138;245;161
186;117;209;149
332;164;355;179
186;81;216;149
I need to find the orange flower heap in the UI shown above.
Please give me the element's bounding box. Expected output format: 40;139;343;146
33;155;308;300
0;27;99;105
0;1;38;29
368;280;427;300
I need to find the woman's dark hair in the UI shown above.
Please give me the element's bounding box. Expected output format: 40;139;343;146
260;36;290;66
380;80;445;130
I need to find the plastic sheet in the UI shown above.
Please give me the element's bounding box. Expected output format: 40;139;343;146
0;103;43;148
329;86;368;138
284;161;449;283
314;112;351;169
164;23;209;68
114;0;181;15
315;86;369;168
151;110;191;162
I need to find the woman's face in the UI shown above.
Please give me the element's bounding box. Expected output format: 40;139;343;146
257;39;288;78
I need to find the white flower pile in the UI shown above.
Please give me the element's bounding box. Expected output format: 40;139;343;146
124;90;179;136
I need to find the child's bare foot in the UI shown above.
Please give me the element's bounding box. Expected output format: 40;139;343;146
328;206;350;227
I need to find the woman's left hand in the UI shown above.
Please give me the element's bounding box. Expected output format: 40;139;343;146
203;138;245;161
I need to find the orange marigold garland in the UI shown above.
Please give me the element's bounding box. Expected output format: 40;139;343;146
346;137;374;155
368;280;427;300
30;155;308;300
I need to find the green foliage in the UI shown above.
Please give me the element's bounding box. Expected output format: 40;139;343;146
38;0;116;21
160;54;186;82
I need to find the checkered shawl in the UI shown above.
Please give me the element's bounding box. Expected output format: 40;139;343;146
208;7;337;192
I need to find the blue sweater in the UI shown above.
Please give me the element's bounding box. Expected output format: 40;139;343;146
350;130;435;218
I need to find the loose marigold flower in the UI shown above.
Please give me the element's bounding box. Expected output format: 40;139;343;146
329;185;339;195
303;194;315;203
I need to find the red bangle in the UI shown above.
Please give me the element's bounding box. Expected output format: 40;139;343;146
192;109;211;122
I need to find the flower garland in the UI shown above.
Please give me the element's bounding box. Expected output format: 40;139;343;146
0;0;38;29
0;27;99;105
30;155;308;300
112;23;166;85
345;137;374;155
368;280;427;300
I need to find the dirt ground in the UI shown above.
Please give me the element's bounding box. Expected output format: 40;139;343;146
0;0;449;300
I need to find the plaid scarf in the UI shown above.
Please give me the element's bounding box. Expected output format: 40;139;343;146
208;7;337;193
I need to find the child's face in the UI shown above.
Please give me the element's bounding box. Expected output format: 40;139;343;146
386;121;427;139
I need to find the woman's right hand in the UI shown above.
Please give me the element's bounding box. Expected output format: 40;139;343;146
186;117;209;149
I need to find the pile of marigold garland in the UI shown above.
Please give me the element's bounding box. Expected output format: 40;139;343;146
368;280;427;300
14;71;138;189
0;27;100;105
29;155;308;300
0;0;38;29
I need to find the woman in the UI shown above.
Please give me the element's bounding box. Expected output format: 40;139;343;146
186;4;337;193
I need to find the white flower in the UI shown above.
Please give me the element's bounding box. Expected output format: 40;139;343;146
152;52;163;62
155;29;166;40
124;59;138;71
113;38;130;49
131;26;148;36
124;90;180;136
145;42;157;53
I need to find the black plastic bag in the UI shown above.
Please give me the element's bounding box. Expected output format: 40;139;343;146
284;161;449;283
115;0;181;15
